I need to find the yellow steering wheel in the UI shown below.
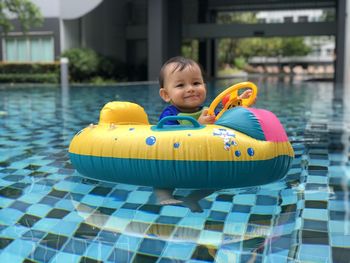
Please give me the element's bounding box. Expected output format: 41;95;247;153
207;81;258;120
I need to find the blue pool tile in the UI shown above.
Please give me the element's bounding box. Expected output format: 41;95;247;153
210;201;232;212
100;197;124;209
160;205;189;217
50;252;81;263
17;214;41;228
162;242;196;260
126;191;152;204
178;216;206;229
0;252;25;263
31;218;61;232
63;237;91;254
329;220;350;234
0;208;23;225
330;234;350;247
197;230;223;246
298;244;331;262
304;191;329;201
54;181;91;194
138;238;166;256
231;204;252;213
226;212;250;223
112;208;136;219
115;234;142;251
156;215;181;225
104;216;131;232
22;229;46;241
40;233;69;250
109;189;129;201
173;227;201;242
158;258;186;263
223;222;246;235
54;198;76;210
1;225;28;239
256;195;278;205
18;192;46;204
215;249;240;263
272;223;297;236
62;211;85;224
26;203;52;217
107;247;134;262
97;230;120;244
329;200;347;211
208;211;227;221
233;194;256;205
80;194;106;207
133;210;159;223
0;179;14;188
50;220;80;236
302;208;329;221
84;241;114;261
29;245;57;263
9;200;31;212
0;197;13;208
251;205;279;215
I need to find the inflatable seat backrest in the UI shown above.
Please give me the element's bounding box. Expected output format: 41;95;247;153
215;107;289;142
99;101;150;125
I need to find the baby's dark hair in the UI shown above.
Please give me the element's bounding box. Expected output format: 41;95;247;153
159;56;205;88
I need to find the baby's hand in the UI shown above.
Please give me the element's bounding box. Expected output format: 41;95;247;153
239;89;257;105
198;109;216;124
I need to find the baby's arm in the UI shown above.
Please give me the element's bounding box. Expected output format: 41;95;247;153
198;109;216;124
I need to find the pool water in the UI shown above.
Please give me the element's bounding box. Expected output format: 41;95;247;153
0;79;349;263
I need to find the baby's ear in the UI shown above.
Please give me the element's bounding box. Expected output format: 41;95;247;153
159;88;171;102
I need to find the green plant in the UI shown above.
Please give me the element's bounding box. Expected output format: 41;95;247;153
97;56;127;81
61;48;100;82
0;73;59;83
234;57;246;69
0;62;59;74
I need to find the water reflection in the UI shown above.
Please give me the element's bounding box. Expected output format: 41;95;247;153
0;79;349;262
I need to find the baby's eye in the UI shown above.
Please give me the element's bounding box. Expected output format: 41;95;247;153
193;82;202;86
176;83;184;88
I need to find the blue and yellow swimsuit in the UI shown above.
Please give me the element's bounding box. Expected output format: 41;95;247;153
159;105;205;125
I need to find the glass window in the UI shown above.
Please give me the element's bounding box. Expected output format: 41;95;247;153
3;35;54;62
298;16;308;22
284;17;293;23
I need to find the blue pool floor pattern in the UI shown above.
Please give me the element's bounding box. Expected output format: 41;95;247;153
0;81;349;263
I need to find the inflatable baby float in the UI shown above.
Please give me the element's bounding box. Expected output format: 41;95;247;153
69;82;294;189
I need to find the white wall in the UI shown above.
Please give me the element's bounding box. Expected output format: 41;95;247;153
257;10;324;23
30;0;60;17
31;0;103;19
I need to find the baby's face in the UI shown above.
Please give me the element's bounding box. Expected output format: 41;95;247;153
160;63;206;113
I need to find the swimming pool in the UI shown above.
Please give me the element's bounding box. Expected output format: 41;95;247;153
0;78;349;262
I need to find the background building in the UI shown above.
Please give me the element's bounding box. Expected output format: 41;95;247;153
0;0;348;84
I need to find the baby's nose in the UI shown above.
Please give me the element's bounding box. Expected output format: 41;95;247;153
187;85;195;91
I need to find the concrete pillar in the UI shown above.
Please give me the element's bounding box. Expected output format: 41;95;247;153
60;57;69;88
345;0;350;87
147;0;182;81
198;0;217;79
335;0;347;86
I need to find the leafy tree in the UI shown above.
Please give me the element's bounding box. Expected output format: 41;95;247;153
217;12;257;65
0;0;43;33
280;37;312;56
216;11;312;67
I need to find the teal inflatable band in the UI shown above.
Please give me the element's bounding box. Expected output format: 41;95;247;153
69;153;293;189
